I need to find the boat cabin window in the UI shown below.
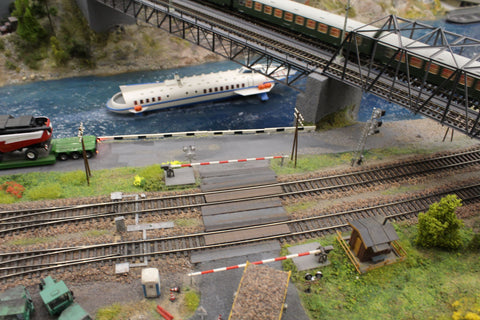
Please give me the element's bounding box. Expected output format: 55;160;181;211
158;96;161;101
186;92;188;95
146;99;150;103
242;83;245;87
209;88;212;93
152;97;155;102
204;89;207;94
236;84;240;88
226;85;229;90
134;100;138;105
215;87;218;92
220;86;223;91
140;99;144;104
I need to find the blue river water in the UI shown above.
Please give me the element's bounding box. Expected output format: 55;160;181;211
0;18;478;138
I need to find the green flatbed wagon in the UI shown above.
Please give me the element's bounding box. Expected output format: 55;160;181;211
51;135;97;161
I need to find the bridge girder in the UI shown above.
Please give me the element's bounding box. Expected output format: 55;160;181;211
323;15;480;139
99;0;310;89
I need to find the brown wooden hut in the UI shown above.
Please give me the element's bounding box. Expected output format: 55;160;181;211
348;217;399;263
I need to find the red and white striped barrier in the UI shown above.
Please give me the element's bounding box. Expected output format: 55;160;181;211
171;155;289;168
188;249;321;276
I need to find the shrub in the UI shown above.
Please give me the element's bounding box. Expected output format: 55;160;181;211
138;165;164;191
468;233;480;250
0;181;25;198
415;194;464;250
25;182;63;200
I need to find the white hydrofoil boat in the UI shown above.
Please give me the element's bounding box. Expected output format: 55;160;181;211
105;65;292;114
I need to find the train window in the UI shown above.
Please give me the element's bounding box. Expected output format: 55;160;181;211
134;100;138;105
254;2;262;11
317;23;328;34
295;15;304;26
330;27;341;38
459;74;474;87
306;19;316;30
410;56;423;69
441;68;454;79
245;0;252;8
284;12;293;22
394;52;406;63
476;81;480;91
264;6;272;15
274;9;283;19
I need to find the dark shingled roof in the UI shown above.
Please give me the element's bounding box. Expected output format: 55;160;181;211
350;217;399;253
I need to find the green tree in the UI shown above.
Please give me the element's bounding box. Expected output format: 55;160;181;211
12;0;47;46
415;194;464;250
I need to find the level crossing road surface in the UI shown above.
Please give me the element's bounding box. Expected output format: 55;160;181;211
1;120;478;175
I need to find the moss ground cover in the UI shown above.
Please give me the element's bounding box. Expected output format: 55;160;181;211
283;223;480;320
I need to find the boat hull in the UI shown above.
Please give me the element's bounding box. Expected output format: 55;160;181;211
105;65;288;114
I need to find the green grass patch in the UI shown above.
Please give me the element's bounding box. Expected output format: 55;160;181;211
175;218;201;228
83;229;111;238
183;287;200;313
284;200;318;214
8;236;55;246
381;184;425;195
96;300;157;320
286;223;480;320
0;165;197;204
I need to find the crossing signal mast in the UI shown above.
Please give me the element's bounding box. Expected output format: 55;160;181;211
351;108;386;166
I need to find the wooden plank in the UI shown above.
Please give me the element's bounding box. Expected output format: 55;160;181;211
202;198;283;216
204;224;291;245
203;207;288;231
205;186;283;203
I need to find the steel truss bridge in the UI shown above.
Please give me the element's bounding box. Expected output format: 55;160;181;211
97;0;480;139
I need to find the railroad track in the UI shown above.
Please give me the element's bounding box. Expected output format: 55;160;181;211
1;146;480;236
1;181;479;283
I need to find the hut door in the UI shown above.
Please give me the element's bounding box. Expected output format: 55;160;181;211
353;237;362;255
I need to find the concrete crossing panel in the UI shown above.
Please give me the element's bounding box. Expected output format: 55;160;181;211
204;225;291;245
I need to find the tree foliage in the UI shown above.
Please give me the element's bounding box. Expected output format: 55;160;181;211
12;0;47;46
415;194;464;250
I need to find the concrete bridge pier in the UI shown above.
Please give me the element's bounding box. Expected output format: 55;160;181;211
295;73;363;125
75;0;136;32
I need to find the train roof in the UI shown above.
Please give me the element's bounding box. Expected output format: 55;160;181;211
254;0;368;31
357;29;480;76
